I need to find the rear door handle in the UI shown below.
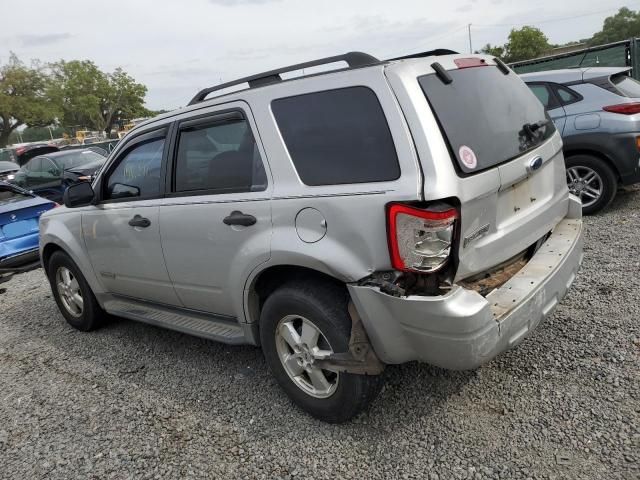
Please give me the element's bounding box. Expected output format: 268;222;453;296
128;215;151;228
223;211;257;227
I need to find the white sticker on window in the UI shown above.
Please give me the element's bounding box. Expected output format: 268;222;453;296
459;145;478;169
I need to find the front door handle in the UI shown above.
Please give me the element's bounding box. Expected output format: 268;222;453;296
128;215;151;228
223;210;257;227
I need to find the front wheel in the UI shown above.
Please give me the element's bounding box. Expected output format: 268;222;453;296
565;155;617;215
260;281;384;423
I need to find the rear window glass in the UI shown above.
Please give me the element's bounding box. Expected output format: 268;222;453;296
419;66;556;174
611;74;640;98
0;187;30;206
272;87;400;186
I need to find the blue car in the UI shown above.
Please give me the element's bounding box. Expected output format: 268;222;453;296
0;182;56;282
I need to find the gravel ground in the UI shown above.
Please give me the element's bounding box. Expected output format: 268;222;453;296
0;188;638;480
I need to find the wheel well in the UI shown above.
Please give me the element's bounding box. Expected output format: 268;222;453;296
41;244;63;273
248;265;346;324
563;148;621;181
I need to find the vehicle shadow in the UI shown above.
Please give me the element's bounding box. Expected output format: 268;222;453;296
3;282;478;434
598;184;639;214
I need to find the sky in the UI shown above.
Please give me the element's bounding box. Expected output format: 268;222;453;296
1;0;638;110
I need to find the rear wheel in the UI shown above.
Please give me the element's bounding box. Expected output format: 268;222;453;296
47;251;105;331
565;154;617;214
260;280;384;423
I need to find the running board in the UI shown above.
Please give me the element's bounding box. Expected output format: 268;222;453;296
103;296;248;345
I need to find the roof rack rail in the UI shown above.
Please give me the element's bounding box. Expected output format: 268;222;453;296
187;51;380;105
386;49;458;61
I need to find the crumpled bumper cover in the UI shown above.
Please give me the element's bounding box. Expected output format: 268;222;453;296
348;204;584;370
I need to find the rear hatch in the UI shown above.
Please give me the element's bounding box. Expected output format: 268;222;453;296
414;58;569;280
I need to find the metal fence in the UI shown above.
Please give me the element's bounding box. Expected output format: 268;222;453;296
509;39;640;79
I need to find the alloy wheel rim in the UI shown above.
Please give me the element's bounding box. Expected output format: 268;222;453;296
566;166;603;208
275;315;339;399
56;267;84;317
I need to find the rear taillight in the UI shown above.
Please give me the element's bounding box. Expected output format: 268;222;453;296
603;102;640;115
387;204;459;273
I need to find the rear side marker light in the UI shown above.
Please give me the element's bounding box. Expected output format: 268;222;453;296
603;102;640;115
387;204;459;273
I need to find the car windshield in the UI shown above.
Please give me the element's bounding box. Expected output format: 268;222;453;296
57;151;106;170
0;161;18;172
611;73;640;98
0;185;31;206
419;65;556;174
0;149;15;163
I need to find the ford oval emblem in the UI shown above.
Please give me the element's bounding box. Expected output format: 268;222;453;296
528;156;543;173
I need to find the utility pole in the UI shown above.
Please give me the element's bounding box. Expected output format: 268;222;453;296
468;24;473;54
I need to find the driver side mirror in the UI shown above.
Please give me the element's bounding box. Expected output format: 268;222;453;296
63;182;95;208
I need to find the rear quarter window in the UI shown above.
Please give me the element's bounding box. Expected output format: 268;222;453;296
271;86;400;186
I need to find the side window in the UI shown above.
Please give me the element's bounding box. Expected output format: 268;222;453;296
528;84;558;110
25;158;42;173
173;116;267;194
554;85;582;106
271;86;400;186
42;159;60;177
104;137;165;200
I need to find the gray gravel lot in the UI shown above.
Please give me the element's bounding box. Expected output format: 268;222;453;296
1;188;639;480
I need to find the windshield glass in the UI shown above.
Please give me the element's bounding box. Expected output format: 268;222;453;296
57;151;106;170
419;65;555;174
0;186;31;206
0;161;18;172
611;73;640;98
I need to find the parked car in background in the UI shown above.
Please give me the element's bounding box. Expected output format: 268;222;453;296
522;67;640;214
0;143;59;167
0;182;56;283
40;51;583;423
11;150;107;203
0;161;19;182
60;139;119;155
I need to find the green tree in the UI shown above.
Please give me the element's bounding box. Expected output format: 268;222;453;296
479;43;505;58
49;60;147;135
8;125;66;144
100;68;148;134
589;7;640;46
504;26;551;62
0;53;59;148
48;60;105;132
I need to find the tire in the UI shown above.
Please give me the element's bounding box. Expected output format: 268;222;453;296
260;280;384;423
47;250;105;332
565;154;618;215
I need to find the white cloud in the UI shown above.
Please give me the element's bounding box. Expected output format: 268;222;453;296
0;0;630;109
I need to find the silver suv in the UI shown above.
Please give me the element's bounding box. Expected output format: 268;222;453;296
40;51;584;423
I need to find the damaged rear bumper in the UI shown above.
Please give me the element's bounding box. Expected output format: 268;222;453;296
348;198;584;370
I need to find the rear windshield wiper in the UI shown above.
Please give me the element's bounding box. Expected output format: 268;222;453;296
521;119;551;140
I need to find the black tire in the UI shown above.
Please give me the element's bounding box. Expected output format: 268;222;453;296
260;280;384;423
565;154;617;215
47;250;105;331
